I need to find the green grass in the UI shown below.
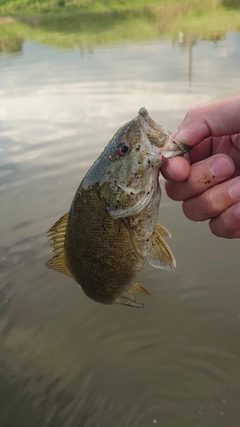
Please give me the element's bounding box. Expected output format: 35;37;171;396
0;0;222;16
179;7;240;33
0;0;240;52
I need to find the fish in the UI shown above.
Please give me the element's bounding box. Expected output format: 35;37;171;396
46;108;190;308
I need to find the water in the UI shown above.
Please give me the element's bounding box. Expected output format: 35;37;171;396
1;9;240;427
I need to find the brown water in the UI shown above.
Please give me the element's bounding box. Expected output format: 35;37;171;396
1;15;240;427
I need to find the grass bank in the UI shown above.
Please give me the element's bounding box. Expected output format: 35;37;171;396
0;0;225;17
0;0;240;52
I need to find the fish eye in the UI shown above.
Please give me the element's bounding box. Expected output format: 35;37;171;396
116;143;130;156
120;145;129;154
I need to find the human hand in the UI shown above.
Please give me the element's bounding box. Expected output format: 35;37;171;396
162;95;240;238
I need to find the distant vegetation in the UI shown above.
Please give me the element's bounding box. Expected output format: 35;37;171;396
0;0;237;16
0;0;240;52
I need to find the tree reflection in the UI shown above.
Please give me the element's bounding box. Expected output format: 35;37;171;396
222;0;240;8
0;38;23;54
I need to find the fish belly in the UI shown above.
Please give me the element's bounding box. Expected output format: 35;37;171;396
65;186;144;304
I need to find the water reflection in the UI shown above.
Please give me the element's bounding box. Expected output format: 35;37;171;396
223;0;240;8
0;3;240;53
1;6;240;427
0;37;23;54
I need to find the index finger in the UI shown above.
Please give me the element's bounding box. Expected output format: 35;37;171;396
172;95;240;147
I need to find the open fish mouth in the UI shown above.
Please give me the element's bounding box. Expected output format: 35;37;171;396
138;107;169;149
138;107;191;157
171;138;192;153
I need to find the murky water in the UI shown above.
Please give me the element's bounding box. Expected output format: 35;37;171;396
1;9;240;427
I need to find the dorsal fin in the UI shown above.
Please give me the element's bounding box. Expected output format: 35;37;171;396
46;212;73;278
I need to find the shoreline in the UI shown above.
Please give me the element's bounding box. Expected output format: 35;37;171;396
0;0;222;20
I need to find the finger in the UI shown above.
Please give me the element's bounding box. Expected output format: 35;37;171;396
161;157;190;182
171;95;240;147
165;154;235;201
209;201;240;238
213;134;240;172
189;137;212;163
231;133;240;151
182;177;240;222
189;134;240;166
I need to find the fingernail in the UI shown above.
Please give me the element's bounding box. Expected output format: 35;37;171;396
171;129;188;143
210;157;233;179
229;178;240;200
171;130;179;139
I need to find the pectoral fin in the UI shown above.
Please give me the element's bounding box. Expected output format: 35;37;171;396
155;223;172;238
46;212;73;278
147;223;176;270
122;218;144;261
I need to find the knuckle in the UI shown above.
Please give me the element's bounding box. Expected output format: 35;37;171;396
165;182;182;201
186;105;202;120
182;190;216;222
209;205;240;238
231;134;240;151
182;199;197;221
202;190;217;217
182;200;190;219
209;219;224;237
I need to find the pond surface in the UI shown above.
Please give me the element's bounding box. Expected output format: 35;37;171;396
1;8;240;427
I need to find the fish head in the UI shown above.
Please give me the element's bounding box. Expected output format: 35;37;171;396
98;108;190;219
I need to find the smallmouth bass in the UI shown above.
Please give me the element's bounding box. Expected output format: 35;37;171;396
46;108;189;308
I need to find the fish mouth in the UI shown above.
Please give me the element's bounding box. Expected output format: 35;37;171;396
171;138;192;154
138;108;192;155
173;139;192;153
